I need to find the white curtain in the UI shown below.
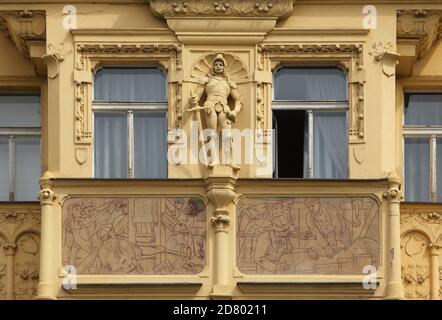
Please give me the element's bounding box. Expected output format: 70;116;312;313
94;113;128;178
274;67;347;101
0;137;8;201
134;112;167;178
16;136;40;201
404;138;430;202
94;67;167;102
312;112;347;179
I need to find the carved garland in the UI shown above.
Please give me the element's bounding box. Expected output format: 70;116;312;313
74;43;183;144
150;0;295;17
258;43;365;142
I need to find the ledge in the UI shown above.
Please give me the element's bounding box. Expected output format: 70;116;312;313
64;282;203;295
237;281;380;297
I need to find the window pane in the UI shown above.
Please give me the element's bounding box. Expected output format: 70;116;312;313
404;93;442;126
312;111;347;179
0;95;40;127
16;136;40;201
134;112;167;178
405;138;430;202
94;67;167;102
0;136;8;201
274;67;347;101
94;113;128;178
438;138;442;202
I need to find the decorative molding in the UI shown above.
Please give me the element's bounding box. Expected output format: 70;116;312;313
370;42;400;77
256;82;265;130
397;10;442;61
260;43;366;142
0;10;46;59
73;43;183;145
190;52;249;82
74;147;88;165
174;81;183;129
401;205;442;245
402;263;430;300
42;43;72;80
0;204;41;300
150;0;295;18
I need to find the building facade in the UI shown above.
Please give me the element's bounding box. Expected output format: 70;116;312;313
0;0;441;300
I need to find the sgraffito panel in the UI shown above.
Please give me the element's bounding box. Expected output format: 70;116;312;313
237;196;380;275
62;197;207;275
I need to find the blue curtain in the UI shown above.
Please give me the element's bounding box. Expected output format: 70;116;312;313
134;112;167;178
312;111;347;179
0;136;8;201
274;67;347;101
438;139;442;202
0;95;40;127
16;136;40;201
404;138;430;202
405;93;442;125
94;113;128;178
276;67;348;179
94;67;167;102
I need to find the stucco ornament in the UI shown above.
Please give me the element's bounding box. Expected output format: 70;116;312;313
150;0;295;17
370;42;400;77
188;53;244;169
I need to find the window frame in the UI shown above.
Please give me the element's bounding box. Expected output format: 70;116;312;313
92;66;168;179
402;91;442;202
0;95;41;201
272;67;349;179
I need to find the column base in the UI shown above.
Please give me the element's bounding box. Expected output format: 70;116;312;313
211;285;233;300
385;281;404;300
36;282;56;300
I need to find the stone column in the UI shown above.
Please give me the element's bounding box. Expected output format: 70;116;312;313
383;172;405;299
429;244;441;300
205;166;237;299
3;243;17;300
37;171;57;299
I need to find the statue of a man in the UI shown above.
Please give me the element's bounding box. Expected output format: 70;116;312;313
188;53;243;169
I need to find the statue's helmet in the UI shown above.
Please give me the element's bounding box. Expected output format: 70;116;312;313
213;53;227;66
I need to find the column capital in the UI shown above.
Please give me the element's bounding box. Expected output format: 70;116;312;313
211;215;231;232
38;188;57;206
383;172;403;203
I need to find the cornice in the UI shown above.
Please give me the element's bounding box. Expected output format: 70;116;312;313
0;10;45;59
397;9;442;60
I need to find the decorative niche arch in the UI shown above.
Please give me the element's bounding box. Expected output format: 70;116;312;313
190;52;249;82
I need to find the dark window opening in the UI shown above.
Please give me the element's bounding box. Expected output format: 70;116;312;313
273;110;305;178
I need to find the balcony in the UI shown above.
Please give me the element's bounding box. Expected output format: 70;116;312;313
33;175;399;299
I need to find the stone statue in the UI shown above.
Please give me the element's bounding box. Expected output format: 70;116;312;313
188;53;243;169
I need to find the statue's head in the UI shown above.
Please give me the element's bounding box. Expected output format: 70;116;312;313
212;53;227;75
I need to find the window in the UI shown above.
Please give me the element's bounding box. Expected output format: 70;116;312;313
403;93;442;202
0;95;41;201
93;67;168;178
272;67;348;178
